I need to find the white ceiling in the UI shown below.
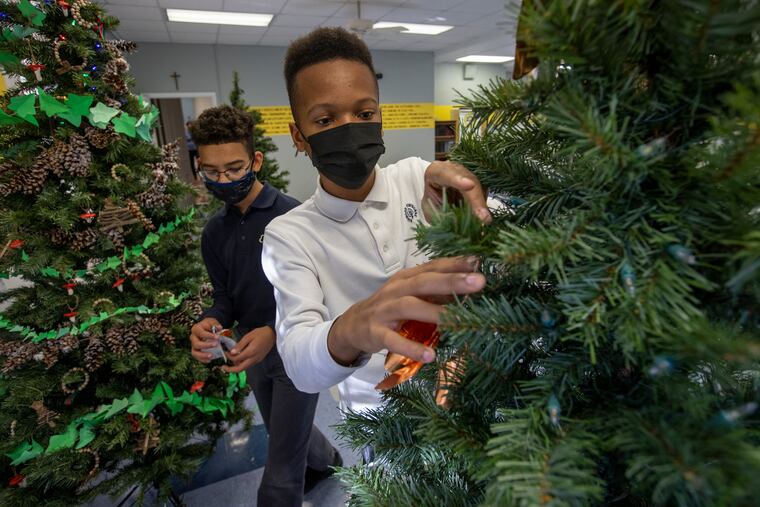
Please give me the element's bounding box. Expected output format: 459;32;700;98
102;0;519;62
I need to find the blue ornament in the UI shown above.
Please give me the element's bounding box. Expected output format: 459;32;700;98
635;137;666;158
620;261;636;295
541;309;556;329
648;356;675;377
508;196;528;207
666;244;696;265
713;402;758;427
547;394;561;426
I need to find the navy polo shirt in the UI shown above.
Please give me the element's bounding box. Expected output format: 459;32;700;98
201;183;300;336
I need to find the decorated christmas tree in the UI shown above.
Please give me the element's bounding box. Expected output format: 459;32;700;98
0;1;247;504
338;1;760;505
228;70;289;191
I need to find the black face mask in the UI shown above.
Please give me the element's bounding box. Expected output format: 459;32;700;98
203;166;255;205
304;122;385;189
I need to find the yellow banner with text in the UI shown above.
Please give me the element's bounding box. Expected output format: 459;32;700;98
251;103;435;136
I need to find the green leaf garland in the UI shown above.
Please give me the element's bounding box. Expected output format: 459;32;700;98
7;372;247;466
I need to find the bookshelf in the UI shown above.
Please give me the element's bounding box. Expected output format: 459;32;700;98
434;120;457;161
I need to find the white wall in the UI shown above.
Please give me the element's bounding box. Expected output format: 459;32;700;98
128;43;435;202
434;62;510;105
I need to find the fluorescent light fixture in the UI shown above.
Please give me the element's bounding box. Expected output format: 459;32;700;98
373;21;453;35
456;55;515;63
166;8;272;27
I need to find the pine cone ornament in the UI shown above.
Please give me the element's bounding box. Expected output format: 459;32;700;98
184;297;204;319
135;316;175;346
45;139;69;177
123;326;139;355
58;334;79;354
103;97;122;109
2;342;35;374
41;342;59;369
199;282;213;298
64;134;92;177
138;189;165;210
9;157;49;195
84;336;105;372
105;39;137;58
71;228;98;252
105;326;125;356
157;318;175;347
161;140;180;165
169;310;193;328
106;228;125;249
84;124;119;149
103;57;129;94
51;228;71;245
0;340;15;357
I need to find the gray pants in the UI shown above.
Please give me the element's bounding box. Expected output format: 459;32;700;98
248;346;335;507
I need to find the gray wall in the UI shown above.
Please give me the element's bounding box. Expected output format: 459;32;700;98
128;43;435;202
434;62;509;105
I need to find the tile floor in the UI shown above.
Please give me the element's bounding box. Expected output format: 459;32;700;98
90;388;356;507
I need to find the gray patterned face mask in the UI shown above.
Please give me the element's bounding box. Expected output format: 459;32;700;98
305;122;385;189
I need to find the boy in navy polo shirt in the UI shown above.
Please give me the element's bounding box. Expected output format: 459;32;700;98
188;105;339;507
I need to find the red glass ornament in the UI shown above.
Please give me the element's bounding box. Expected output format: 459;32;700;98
189;381;205;394
375;320;440;391
8;474;24;487
9;239;24;249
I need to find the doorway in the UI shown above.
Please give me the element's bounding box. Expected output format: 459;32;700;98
142;92;217;184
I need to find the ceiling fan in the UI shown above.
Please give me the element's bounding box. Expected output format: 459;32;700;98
343;1;405;38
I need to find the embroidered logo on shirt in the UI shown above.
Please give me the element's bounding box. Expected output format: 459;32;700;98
404;203;418;222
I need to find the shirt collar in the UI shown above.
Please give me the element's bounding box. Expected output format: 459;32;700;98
314;166;385;223
221;182;277;216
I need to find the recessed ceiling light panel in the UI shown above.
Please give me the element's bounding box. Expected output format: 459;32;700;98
166;9;273;27
373;21;453;35
456;55;515;63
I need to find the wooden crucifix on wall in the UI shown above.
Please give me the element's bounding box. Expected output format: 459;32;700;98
170;71;181;90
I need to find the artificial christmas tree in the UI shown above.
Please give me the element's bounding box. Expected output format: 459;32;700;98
0;1;247;505
338;1;760;506
228;70;290;191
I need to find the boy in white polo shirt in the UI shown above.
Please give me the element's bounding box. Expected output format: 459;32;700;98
262;28;491;414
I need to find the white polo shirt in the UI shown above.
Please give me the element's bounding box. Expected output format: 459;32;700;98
261;156;430;413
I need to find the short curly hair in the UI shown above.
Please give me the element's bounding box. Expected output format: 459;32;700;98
284;27;377;109
188;105;254;156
